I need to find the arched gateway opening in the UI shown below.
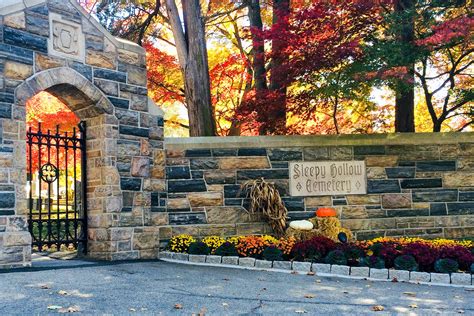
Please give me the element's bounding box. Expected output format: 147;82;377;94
16;67;120;259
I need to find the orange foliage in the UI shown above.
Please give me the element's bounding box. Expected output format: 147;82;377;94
26;92;81;173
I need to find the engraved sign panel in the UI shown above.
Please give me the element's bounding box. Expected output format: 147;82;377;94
289;161;367;196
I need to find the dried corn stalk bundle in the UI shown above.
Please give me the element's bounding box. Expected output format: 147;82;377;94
240;178;288;237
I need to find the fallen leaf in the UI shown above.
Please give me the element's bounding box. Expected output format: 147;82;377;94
174;304;183;309
222;303;229;307
291;271;298;275
457;309;465;314
343;291;349;294
391;277;399;283
403;292;416;297
141;308;148;311
129;308;136;312
371;305;385;311
47;305;62;310
307;271;315;276
58;305;81;313
40;284;51;289
315;279;321;283
304;294;316;298
295;309;307;314
58;290;69;296
262;288;267;291
454;295;462;299
409;304;418;309
222;278;230;281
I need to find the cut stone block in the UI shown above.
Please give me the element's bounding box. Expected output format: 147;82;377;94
272;261;292;270
158;251;173;259
350;266;369;278
292;261;312;273
255;260;272;269
221;256;239;265
389;269;410;282
331;265;350;276
430;273;451;285
410;271;430;283
205;255;222;264
370;268;388;280
239;257;256;267
313;263;331;274
450;273;471;286
189;255;206;263
172;253;189;261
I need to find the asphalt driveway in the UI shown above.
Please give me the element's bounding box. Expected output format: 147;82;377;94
0;260;473;315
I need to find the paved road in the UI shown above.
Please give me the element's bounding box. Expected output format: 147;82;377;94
0;260;473;315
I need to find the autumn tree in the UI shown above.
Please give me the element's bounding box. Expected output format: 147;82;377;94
363;0;473;132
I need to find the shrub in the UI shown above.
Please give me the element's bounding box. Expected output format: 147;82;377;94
401;242;438;272
277;236;296;258
168;234;196;253
438;245;474;271
434;258;459;274
360;256;385;269
263;245;284;261
337;243;363;266
367;242;399;268
188;241;210;255
201;236;225;254
292;236;336;262
236;236;277;258
215;242;239;257
394;255;418;271
325;250;348;265
226;236;241;245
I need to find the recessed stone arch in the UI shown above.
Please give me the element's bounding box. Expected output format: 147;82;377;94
16;67;115;118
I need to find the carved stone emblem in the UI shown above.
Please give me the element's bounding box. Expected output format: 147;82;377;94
53;21;79;56
48;13;85;62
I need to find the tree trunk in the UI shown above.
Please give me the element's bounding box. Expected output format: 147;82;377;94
247;0;267;93
246;0;269;135
165;0;216;136
394;0;415;133
268;0;290;135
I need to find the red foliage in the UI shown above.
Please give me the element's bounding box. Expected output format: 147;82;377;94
238;0;385;134
144;41;184;105
416;15;474;48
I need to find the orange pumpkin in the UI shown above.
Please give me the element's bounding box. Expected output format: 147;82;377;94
316;207;337;217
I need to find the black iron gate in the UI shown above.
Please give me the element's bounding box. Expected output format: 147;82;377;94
26;122;87;253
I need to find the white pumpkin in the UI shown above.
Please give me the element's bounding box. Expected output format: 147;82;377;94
289;220;314;231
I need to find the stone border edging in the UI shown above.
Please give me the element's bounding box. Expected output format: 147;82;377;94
158;251;473;288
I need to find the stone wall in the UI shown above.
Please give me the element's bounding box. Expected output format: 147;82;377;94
162;133;474;243
0;0;164;268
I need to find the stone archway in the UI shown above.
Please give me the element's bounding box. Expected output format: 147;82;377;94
16;67;121;260
0;0;165;268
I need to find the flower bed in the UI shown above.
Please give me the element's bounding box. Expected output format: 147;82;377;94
166;234;474;274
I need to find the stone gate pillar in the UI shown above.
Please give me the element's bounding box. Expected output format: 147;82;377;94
0;0;165;268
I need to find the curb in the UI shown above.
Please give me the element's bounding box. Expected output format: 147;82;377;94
158;251;474;288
